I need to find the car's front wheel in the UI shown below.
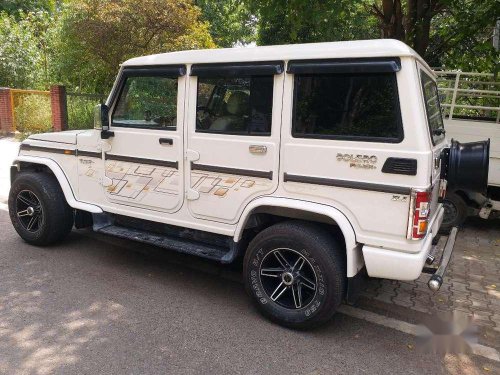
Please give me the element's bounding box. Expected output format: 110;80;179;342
8;172;74;246
243;221;346;329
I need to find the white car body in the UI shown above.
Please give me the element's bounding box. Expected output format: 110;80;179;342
13;39;447;282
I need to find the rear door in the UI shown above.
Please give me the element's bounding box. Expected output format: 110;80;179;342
280;58;422;238
102;65;186;213
418;63;447;217
185;62;284;223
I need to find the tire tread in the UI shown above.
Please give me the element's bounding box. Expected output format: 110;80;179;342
243;220;346;329
9;172;74;246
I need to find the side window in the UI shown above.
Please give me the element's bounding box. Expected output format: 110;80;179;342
196;76;273;135
420;71;445;145
292;73;403;142
112;76;178;130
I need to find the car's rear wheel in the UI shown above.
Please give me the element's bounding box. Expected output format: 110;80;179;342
243;221;345;329
441;192;468;233
8;172;74;245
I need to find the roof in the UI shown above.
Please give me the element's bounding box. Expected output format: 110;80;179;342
122;39;430;70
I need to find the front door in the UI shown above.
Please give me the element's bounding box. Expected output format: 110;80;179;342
185;62;284;223
102;66;186;213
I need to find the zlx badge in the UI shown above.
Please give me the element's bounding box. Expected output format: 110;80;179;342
392;195;408;202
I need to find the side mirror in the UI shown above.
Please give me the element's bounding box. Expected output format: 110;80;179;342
94;104;114;139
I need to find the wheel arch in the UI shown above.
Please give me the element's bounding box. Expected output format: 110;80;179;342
12;155;103;214
235;197;363;278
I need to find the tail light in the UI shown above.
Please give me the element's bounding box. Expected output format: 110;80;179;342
408;190;430;240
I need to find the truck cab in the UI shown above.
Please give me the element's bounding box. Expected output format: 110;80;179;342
8;40;489;328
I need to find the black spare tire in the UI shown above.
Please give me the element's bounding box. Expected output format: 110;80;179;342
443;139;490;194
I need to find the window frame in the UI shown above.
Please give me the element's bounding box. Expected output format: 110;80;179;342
290;71;405;143
194;75;275;137
109;65;185;131
419;69;445;145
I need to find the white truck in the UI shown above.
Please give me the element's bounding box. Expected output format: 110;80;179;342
8;40;489;328
437;71;499;229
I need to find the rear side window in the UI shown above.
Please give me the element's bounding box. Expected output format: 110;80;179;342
196;76;273;135
420;71;445;144
292;73;403;142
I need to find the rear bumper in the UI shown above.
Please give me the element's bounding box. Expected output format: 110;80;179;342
426;227;458;291
362;204;446;281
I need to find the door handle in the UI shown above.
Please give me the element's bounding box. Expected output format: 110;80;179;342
249;145;267;154
159;138;173;146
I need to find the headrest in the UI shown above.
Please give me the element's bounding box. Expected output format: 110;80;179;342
226;91;249;116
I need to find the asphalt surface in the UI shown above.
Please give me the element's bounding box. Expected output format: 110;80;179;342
1;208;497;374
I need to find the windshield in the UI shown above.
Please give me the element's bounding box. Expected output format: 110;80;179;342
421;71;445;144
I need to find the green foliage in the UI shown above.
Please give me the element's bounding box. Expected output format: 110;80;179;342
194;0;256;47
0;11;59;89
426;0;499;71
67;94;102;130
14;94;52;139
248;0;378;45
0;0;56;16
249;0;498;72
369;1;499;71
55;0;215;95
0;0;498;106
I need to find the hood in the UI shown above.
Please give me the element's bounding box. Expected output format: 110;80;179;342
28;130;89;145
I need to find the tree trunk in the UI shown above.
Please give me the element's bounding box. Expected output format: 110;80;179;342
373;0;441;57
375;0;405;40
412;0;433;56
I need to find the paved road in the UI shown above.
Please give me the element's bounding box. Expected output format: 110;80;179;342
0;208;497;375
0;137;497;373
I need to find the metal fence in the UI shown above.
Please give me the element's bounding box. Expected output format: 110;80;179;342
10;89;52;133
436;71;500;123
6;88;103;134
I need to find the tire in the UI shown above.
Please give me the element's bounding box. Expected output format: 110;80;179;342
441;192;468;233
8;172;74;246
243;221;346;329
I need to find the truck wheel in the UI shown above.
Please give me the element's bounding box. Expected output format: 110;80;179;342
243;221;345;329
441;192;468;233
8;172;74;246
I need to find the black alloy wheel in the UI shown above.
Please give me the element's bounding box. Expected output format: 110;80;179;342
259;248;317;310
15;190;44;233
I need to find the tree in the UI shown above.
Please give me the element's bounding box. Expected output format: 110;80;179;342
0;11;58;89
0;0;56;16
370;1;499;69
249;0;498;71
425;1;499;70
55;0;215;93
248;0;378;45
195;0;256;47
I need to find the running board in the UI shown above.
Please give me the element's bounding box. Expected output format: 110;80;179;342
94;224;239;263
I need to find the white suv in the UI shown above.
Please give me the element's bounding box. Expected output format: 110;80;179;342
8;40;489;328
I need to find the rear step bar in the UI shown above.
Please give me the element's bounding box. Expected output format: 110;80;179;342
423;227;458;291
